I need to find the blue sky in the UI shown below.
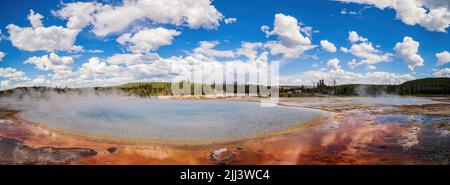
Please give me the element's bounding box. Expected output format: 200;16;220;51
0;0;449;89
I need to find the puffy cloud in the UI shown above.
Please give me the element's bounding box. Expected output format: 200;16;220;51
79;57;123;80
327;58;341;70
341;31;393;69
97;0;222;36
52;2;103;30
0;67;29;81
116;27;181;53
436;51;450;66
348;59;358;68
86;49;104;54
262;13;315;59
106;53;160;65
320;40;337;53
394;36;424;71
262;13;309;45
54;0;223;37
126;57;189;81
337;0;450;32
224;17;237;24
433;68;450;76
32;75;47;85
24;53;74;80
348;31;368;43
236;42;263;61
51;71;73;80
341;8;359;15
0;51;5;61
28;10;44;28
1;80;10;89
345;42;392;69
24;53;73;72
340;47;349;53
7;10;82;52
192;41;235;59
299;24;317;38
280;68;414;85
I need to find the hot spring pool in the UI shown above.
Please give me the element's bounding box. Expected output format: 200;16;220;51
19;98;327;142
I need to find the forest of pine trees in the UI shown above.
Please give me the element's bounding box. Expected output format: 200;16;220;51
280;77;450;96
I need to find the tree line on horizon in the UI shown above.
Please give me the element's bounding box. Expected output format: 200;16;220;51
282;77;450;96
1;78;449;97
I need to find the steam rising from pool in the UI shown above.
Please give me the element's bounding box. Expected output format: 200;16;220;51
356;96;434;105
5;94;326;142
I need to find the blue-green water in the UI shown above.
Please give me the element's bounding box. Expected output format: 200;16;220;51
20;98;326;142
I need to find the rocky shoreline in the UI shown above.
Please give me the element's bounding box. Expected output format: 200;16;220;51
0;136;97;165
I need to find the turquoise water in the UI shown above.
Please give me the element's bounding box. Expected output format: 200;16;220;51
20;98;326;142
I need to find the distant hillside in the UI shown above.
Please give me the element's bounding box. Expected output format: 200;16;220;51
118;82;172;96
399;78;450;95
117;82;268;96
1;81;265;97
1;78;449;97
331;78;450;96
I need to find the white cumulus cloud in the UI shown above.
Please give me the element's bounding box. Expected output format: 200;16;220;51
341;31;393;69
436;51;450;66
192;41;236;59
337;0;450;32
320;40;337;53
24;53;74;80
433;68;450;76
1;80;10;90
52;2;103;30
348;31;368;43
24;53;73;72
116;27;181;53
32;75;47;85
28;9;44;28
394;36;424;71
236;42;263;61
7;10;82;52
0;67;29;81
106;53;160;65
79;57;123;80
0;51;5;61
54;0;224;37
327;58;341;70
224;17;237;24
262;13;315;59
